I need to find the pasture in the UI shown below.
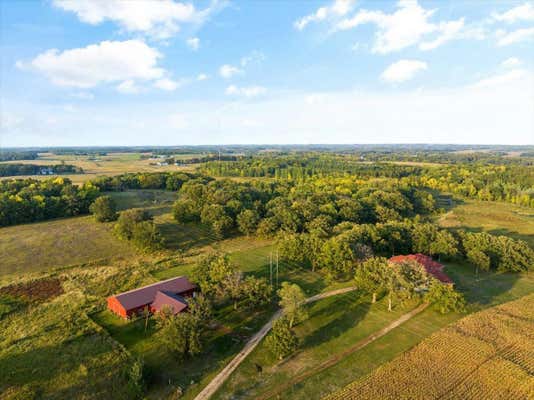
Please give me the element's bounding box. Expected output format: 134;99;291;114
438;200;534;247
0;216;135;278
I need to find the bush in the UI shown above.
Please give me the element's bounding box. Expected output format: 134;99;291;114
266;317;299;360
89;195;118;222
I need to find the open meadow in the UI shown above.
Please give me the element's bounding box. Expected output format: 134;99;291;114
438;200;534;247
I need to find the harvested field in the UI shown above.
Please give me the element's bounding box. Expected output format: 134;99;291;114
324;293;534;400
0;277;63;303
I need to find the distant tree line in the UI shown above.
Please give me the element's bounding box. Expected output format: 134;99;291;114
0;151;39;161
0;163;83;177
198;155;534;208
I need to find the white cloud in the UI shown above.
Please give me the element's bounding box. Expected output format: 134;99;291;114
187;37;200;50
501;57;521;68
295;0;356;30
19;40;164;88
52;0;215;39
496;27;534;46
219;64;243;78
419;18;465;50
492;3;534;23
197;73;209;81
154;78;183;91
116;80;141;94
381;59;427;83
240;50;265;67
70;92;94;100
225;85;266;97
471;69;528;89
335;1;469;53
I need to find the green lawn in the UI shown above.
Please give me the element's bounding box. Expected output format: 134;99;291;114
438;199;534;247
211;261;534;400
93;302;277;400
0;216;136;278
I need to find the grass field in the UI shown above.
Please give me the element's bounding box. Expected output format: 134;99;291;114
211;262;534;400
325;293;534;400
0;190;177;278
438;200;534;247
0;216;135;278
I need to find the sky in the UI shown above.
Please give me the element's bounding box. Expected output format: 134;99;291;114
1;0;533;147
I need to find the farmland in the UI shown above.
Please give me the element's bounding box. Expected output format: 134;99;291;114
0;148;533;400
0;152;196;184
325;293;534;400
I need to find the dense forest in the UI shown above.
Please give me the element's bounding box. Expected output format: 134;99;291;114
172;176;533;277
0;163;83;177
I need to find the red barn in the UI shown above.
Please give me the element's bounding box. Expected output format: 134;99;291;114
389;254;453;284
107;276;197;319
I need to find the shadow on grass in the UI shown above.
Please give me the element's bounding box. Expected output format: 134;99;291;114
158;222;215;251
444;262;525;308
300;294;371;351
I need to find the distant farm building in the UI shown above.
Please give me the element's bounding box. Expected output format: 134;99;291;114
389;254;453;284
107;276;197;319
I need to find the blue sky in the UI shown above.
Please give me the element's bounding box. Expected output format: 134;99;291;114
1;0;533;146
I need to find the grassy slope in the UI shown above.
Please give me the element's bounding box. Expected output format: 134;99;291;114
213;262;534;400
437;200;534;247
0;190;176;278
0;216;135;277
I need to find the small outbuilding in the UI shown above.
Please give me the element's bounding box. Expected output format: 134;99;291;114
107;276;197;319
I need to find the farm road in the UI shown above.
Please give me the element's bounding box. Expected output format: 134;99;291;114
193;286;358;400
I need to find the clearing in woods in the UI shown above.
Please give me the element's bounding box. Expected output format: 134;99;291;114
438;200;534;247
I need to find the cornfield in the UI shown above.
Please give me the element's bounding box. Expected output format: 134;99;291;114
324;293;534;400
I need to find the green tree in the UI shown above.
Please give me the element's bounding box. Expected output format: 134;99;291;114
172;198;199;223
241;276;272;308
89;195;117;222
278;282;307;328
114;208;152;240
158;312;203;358
266;317;299;360
131;220;163;251
425;280;466;314
237;209;260;236
354;257;390;303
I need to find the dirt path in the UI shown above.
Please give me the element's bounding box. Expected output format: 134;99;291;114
256;302;430;400
193;286;358;400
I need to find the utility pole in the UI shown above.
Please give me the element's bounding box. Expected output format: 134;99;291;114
276;250;279;288
269;252;273;287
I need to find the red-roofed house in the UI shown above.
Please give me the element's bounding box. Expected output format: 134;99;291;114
107;276;197;319
389;254;453;284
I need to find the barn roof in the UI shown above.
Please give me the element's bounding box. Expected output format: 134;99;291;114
111;276;196;311
151;291;188;314
389;254;453;284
